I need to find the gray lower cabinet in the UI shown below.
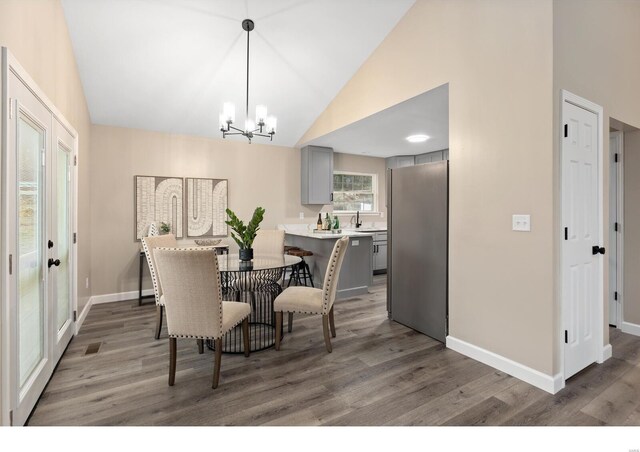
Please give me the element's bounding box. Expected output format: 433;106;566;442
373;231;387;273
301;145;334;204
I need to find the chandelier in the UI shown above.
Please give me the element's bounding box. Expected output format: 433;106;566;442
219;19;277;144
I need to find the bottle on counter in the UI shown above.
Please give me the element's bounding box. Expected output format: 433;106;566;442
316;213;323;230
333;215;340;230
324;212;331;230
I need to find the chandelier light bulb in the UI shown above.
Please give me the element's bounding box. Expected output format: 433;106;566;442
256;105;268;126
245;118;256;133
266;116;277;134
223;102;235;124
219;113;228;131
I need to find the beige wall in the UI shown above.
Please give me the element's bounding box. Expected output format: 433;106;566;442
90;125;385;296
301;0;556;375
0;0;93;315
0;0;92;423
553;0;640;366
624;131;640;325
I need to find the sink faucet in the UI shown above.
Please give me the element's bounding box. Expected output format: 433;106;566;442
355;210;362;228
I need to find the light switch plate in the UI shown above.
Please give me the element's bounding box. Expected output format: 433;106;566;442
512;214;531;232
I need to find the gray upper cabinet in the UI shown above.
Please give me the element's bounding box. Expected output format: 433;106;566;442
301;145;334;204
386;155;415;169
415;149;449;164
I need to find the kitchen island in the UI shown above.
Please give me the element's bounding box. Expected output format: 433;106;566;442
284;230;374;299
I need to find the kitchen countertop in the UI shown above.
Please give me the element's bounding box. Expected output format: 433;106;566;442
285;230;376;240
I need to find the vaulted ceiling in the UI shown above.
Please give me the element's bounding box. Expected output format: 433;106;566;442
61;0;415;146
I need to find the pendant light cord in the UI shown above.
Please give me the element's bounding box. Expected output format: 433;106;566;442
245;26;250;121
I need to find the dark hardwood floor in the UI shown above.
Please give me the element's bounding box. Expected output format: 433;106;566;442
27;276;640;426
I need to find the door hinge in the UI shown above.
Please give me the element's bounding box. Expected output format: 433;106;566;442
615;153;619;163
615;222;619;232
9;98;13;119
564;124;568;138
564;330;568;344
564;227;568;240
41;150;45;167
74;155;77;166
73;310;77;322
73;232;77;244
8;254;12;275
614;291;618;301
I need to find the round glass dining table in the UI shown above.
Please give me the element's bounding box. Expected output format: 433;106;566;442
213;253;301;353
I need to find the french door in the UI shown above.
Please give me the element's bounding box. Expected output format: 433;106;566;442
4;58;76;425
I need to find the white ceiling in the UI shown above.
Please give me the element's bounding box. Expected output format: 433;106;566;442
303;83;449;158
61;0;415;146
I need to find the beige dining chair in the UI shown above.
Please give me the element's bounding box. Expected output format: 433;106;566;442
253;229;285;255
141;234;177;339
154;247;251;389
273;236;349;353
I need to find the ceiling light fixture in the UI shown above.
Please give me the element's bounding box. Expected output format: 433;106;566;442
406;134;430;143
219;19;277;144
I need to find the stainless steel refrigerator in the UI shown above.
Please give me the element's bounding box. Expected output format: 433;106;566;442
387;161;448;343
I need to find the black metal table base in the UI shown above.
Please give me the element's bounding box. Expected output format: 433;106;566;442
207;270;284;353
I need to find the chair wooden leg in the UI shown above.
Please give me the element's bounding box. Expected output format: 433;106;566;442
275;311;283;351
242;317;250;357
322;314;332;353
197;339;204;354
288;312;294;333
212;338;222;389
169;337;177;386
155;305;164;340
329;306;336;338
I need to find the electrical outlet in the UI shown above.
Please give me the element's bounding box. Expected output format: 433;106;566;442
299;212;304;220
512;214;531;232
85;277;89;289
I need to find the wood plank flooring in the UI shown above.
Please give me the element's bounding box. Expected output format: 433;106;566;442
27;276;640;426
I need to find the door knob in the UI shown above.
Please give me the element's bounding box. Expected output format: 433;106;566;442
48;258;61;268
592;246;605;255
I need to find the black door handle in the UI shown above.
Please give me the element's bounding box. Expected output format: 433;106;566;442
592;246;605;255
48;258;61;268
48;240;54;249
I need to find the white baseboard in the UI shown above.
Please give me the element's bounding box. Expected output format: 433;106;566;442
446;336;564;394
90;289;153;305
621;321;640;337
75;298;93;333
599;343;613;362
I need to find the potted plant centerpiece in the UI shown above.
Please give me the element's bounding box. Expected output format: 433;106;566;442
225;207;265;261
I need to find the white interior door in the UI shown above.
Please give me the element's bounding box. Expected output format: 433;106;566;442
5;66;76;425
562;100;602;380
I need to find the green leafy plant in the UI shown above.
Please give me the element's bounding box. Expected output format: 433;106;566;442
160;222;171;234
225;207;265;250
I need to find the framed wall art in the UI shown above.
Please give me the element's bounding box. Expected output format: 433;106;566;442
185;178;228;238
135;175;183;240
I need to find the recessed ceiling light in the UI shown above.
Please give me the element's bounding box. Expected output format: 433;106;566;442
406;134;430;143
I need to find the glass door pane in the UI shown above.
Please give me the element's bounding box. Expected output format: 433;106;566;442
17;114;45;389
56;146;71;331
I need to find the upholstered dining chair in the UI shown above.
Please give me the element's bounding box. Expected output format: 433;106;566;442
273;236;349;353
141;234;177;339
153;247;251;389
253;229;285;255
